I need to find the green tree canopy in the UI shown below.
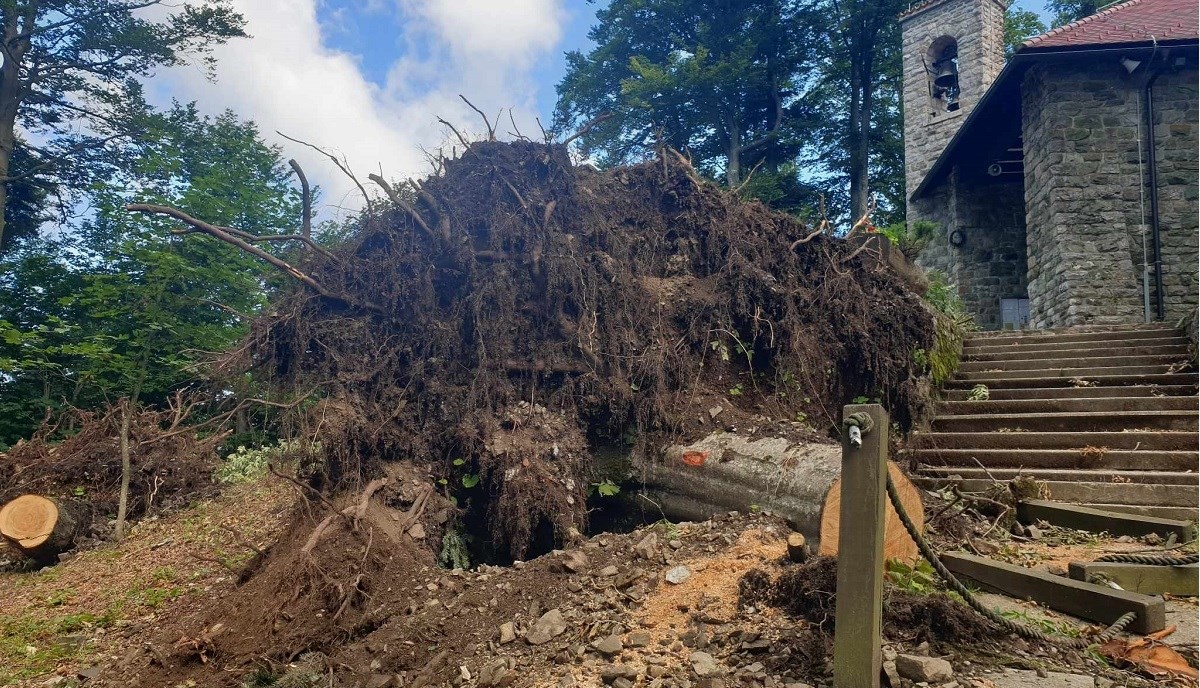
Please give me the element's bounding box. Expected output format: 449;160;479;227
0;0;247;252
554;0;811;191
555;0;911;224
1004;6;1049;56
0;102;303;446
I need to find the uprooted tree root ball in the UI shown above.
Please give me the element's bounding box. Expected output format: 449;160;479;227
193;141;935;561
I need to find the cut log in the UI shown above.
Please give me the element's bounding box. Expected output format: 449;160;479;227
635;431;923;562
0;495;88;562
818;461;924;563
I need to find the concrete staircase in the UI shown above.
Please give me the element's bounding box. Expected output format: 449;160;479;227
908;323;1199;521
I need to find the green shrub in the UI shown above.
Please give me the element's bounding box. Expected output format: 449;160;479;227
217;439;315;484
878;220;937;260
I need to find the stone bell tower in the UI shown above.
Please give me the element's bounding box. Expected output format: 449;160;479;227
899;0;1009;208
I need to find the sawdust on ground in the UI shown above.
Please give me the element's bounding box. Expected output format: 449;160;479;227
636;527;787;642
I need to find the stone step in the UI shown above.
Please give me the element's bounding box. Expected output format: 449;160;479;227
1079;503;1200;521
942;385;1198;400
963;337;1191;357
955;365;1187;382
964;327;1181;349
958;354;1190;374
944;372;1198;390
917;466;1199;486
962;344;1190;364
904;448;1199;471
938;396;1198;415
930;410;1198;433
908;431;1196;451
914;478;1197;508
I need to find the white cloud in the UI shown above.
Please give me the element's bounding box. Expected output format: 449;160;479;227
402;0;564;60
149;0;568;224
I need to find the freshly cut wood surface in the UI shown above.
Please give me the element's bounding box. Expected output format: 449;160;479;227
818;461;924;563
0;494;85;561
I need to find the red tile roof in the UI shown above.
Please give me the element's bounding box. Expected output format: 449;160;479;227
1022;0;1199;49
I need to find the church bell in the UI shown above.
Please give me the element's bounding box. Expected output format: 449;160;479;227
932;59;959;89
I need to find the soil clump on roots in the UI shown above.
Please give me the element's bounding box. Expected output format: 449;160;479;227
229;140;935;562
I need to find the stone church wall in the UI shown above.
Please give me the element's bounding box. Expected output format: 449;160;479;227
1022;61;1199;328
914;175;1027;330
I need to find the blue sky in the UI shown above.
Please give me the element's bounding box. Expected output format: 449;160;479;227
151;0;1053;218
314;0;1052;123
316;0;596;122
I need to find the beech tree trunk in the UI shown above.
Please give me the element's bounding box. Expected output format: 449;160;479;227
636;431;923;562
0;495;89;562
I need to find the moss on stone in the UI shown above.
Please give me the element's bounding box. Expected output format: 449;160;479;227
929;312;969;386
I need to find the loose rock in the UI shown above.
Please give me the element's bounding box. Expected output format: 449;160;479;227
895;654;953;683
526;609;568;645
665;565;692;585
592;634;624;656
634;532;659;560
561;550;589;573
689;651;722;677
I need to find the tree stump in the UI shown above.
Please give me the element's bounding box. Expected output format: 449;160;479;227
818;462;924;563
0;495;87;562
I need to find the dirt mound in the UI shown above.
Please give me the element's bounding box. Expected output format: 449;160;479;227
0;401;222;530
112;462;458;687
739;556;999;647
226;140;936;560
110;497;817;688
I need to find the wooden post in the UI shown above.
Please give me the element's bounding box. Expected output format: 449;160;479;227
833;404;888;688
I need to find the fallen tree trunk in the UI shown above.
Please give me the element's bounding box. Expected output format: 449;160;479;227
636;431;923;562
0;495;89;562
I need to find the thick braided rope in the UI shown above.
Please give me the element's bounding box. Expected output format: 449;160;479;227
1095;552;1199;566
842;411;875;434
884;471;1136;648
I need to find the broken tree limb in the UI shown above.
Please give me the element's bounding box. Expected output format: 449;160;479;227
436;116;471;149
288;158;313;240
277;131;372;207
0;495;89;562
175;223;336;261
126;204;383;314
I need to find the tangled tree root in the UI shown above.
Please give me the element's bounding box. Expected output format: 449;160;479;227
136;140;937;560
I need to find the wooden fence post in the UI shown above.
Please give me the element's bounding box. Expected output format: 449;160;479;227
833;404;888;688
